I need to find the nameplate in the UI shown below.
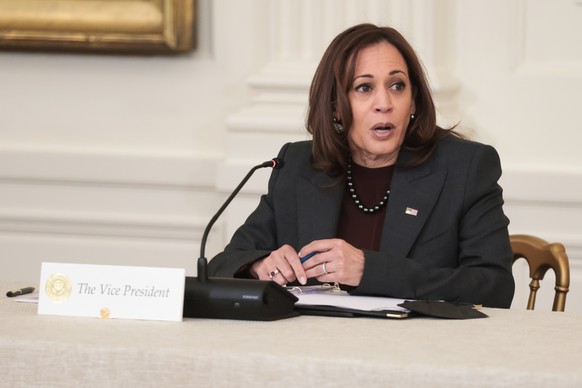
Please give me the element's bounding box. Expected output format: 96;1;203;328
38;262;185;322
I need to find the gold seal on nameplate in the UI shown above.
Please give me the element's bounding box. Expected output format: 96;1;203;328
100;307;111;319
45;273;72;302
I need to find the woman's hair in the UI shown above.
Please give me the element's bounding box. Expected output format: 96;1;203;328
306;23;450;176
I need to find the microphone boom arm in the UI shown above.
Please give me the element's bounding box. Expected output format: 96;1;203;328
198;160;278;281
184;157;296;321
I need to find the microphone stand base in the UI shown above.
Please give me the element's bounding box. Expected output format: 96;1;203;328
183;277;299;321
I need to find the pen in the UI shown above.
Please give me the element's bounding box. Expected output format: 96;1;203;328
6;287;35;298
300;251;319;263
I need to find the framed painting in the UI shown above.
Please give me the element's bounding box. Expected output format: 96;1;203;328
0;0;195;53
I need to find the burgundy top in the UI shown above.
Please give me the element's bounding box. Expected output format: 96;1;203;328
336;162;395;251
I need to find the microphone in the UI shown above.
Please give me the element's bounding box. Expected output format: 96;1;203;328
183;158;298;321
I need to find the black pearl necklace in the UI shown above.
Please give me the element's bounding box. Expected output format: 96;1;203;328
346;159;391;214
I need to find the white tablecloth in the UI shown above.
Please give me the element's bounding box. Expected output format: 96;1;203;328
1;282;581;387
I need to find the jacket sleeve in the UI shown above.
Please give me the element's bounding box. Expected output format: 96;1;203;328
351;143;515;308
207;144;291;278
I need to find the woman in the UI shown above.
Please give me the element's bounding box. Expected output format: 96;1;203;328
208;24;514;308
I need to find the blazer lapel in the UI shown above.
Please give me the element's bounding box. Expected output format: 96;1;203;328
296;172;343;247
380;164;447;257
293;156;447;255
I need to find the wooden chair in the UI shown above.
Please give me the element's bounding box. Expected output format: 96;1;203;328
510;234;570;312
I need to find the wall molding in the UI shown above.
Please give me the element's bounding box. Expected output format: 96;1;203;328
501;168;582;204
4;147;578;205
3;148;580;223
0;146;219;189
0;147;222;242
509;0;582;77
0;208;208;242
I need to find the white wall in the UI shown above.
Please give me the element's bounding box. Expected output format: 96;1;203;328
1;0;580;312
453;0;582;311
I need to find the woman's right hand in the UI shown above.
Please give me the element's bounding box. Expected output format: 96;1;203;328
249;244;307;286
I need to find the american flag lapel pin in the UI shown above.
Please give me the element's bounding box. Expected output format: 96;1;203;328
405;207;418;216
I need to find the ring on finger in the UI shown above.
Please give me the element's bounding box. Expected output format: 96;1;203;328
269;269;280;279
322;262;328;275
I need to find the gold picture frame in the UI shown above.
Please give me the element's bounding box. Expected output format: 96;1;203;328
0;0;195;53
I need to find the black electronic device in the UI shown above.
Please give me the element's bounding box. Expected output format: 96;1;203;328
183;158;298;321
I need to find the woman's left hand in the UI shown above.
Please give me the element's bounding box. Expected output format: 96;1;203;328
298;239;365;286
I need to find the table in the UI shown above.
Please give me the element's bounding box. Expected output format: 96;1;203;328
2;282;582;387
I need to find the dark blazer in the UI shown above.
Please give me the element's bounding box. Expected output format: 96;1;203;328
209;135;515;308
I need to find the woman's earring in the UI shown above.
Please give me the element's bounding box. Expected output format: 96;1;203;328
410;114;415;120
333;117;345;134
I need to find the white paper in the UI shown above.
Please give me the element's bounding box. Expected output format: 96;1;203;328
290;286;409;312
12;295;39;303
